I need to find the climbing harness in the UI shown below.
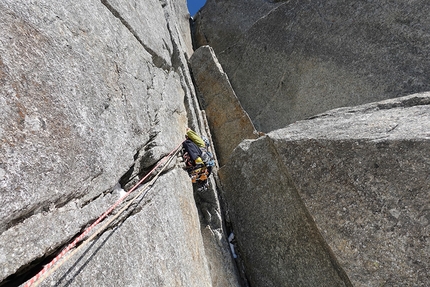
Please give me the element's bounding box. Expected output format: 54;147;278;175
182;149;214;185
23;142;183;287
190;166;209;183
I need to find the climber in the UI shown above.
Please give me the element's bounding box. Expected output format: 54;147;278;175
182;129;204;167
182;128;215;186
186;128;214;167
184;128;214;170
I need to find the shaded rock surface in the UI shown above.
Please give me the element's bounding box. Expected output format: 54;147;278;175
0;1;239;286
194;0;430;132
219;93;430;287
190;45;259;166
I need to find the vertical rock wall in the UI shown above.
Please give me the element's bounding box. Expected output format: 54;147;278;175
190;46;259;166
219;93;430;287
270;94;430;287
219;137;352;287
191;0;430;285
0;1;239;286
194;0;430;132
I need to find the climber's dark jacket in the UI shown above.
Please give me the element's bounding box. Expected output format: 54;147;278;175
182;139;202;162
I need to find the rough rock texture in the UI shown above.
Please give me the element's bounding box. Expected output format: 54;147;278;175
0;1;239;286
36;170;211;287
194;0;430;132
190;46;259;166
219;93;430;287
219;137;352;287
191;156;243;287
0;0;185;235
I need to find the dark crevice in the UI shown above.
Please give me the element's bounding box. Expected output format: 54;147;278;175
0;223;90;287
1;206;38;236
0;252;57;287
100;0;170;70
79;186;113;210
120;146;166;189
122;150;176;192
305;112;333;120
377;96;430;110
119;163;136;188
119;133;160;189
190;17;198;51
211;175;251;287
1;186;92;235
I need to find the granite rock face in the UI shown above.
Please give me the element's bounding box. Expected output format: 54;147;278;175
219;93;430;286
194;0;430;132
219;137;352;287
190;46;259;166
0;1;239;286
0;0;185;235
34;170;211;287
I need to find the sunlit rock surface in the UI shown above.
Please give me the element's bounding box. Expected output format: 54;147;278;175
190;45;259;166
220;93;430;287
0;1;240;286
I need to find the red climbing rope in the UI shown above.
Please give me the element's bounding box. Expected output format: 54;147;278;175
24;142;183;287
